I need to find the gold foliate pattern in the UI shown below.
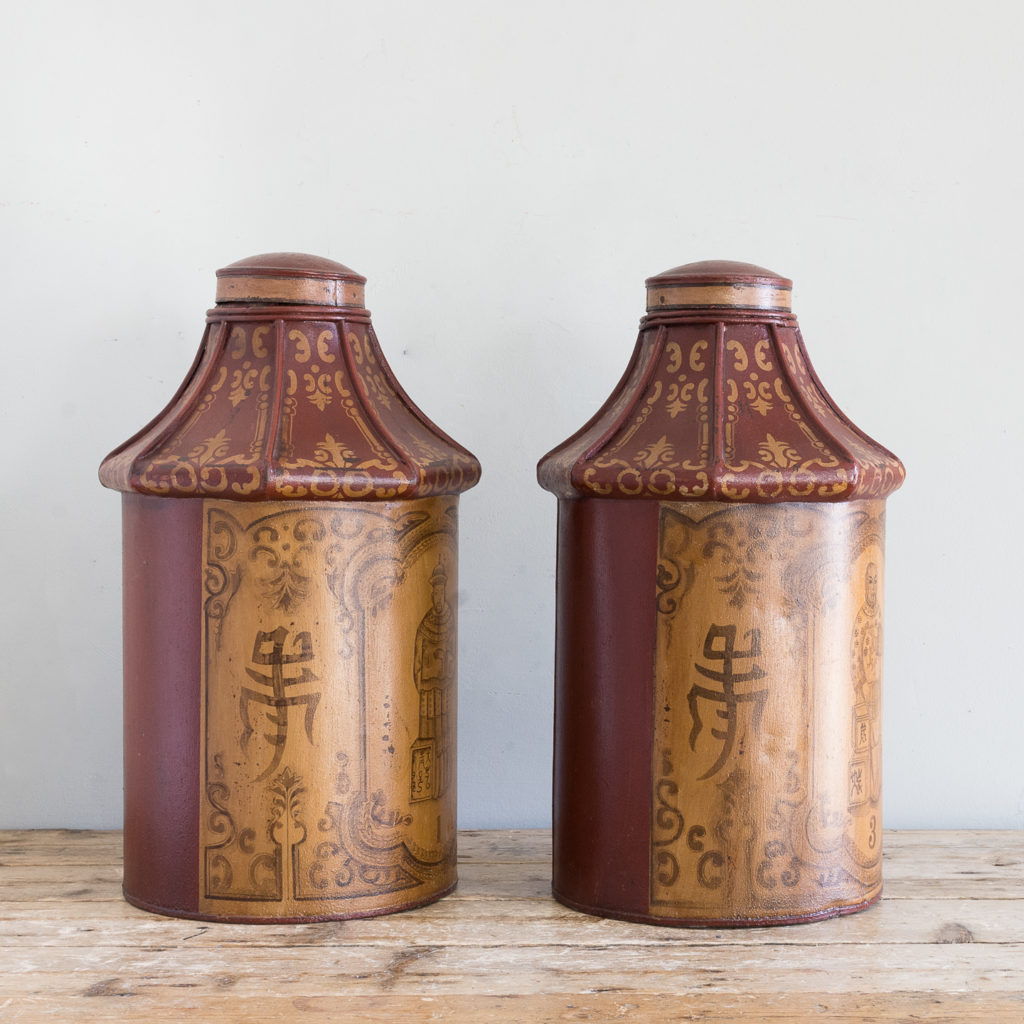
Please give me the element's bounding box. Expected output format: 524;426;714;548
538;321;904;502
199;498;459;918
651;501;885;921
114;318;480;501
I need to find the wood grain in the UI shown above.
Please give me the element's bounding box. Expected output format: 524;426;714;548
0;829;1021;1022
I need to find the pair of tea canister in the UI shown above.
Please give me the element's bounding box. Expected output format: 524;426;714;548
100;254;904;926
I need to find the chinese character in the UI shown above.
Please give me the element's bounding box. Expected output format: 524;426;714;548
240;626;321;781
849;763;865;802
687;624;768;780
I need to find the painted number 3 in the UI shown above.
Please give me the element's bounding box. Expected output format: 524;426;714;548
868;815;878;850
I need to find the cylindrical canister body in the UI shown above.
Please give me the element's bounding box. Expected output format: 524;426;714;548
102;254;480;921
539;262;903;925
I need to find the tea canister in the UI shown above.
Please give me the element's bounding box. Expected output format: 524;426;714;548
538;260;904;926
100;253;480;922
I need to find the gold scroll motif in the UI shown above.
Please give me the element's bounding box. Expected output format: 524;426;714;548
199;497;458;919
128;322;480;501
652;500;884;920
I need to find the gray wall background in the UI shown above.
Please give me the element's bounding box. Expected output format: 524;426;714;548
2;0;1022;830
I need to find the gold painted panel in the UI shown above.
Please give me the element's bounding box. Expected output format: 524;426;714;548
199;497;458;919
651;500;884;920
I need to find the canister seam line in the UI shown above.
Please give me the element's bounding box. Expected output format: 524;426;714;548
771;322;859;492
708;322;726;499
579;325;667;467
340;319;419;486
130;321;229;483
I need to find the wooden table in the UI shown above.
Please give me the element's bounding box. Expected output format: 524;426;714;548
1;829;1021;1022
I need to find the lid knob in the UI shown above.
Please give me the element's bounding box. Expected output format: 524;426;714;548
215;252;367;307
645;259;792;313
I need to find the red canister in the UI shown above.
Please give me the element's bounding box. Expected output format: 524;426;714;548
101;254;480;921
538;261;904;925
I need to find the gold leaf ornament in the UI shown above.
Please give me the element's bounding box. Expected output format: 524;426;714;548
315;433;357;467
758;433;800;469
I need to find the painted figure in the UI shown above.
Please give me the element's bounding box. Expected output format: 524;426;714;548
411;561;454;802
850;561;882;807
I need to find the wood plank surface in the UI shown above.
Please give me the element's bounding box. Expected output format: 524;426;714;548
0;829;1021;1023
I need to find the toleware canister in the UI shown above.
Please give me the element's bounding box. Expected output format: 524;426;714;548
537;260;905;926
100;253;480;922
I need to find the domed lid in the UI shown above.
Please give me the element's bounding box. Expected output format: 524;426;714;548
215;252;367;306
538;260;904;503
646;260;792;313
100;254;480;501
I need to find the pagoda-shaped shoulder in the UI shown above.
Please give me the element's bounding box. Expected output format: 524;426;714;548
100;311;480;501
538;317;904;503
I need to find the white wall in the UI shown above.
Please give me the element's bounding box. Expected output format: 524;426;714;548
2;0;1021;829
